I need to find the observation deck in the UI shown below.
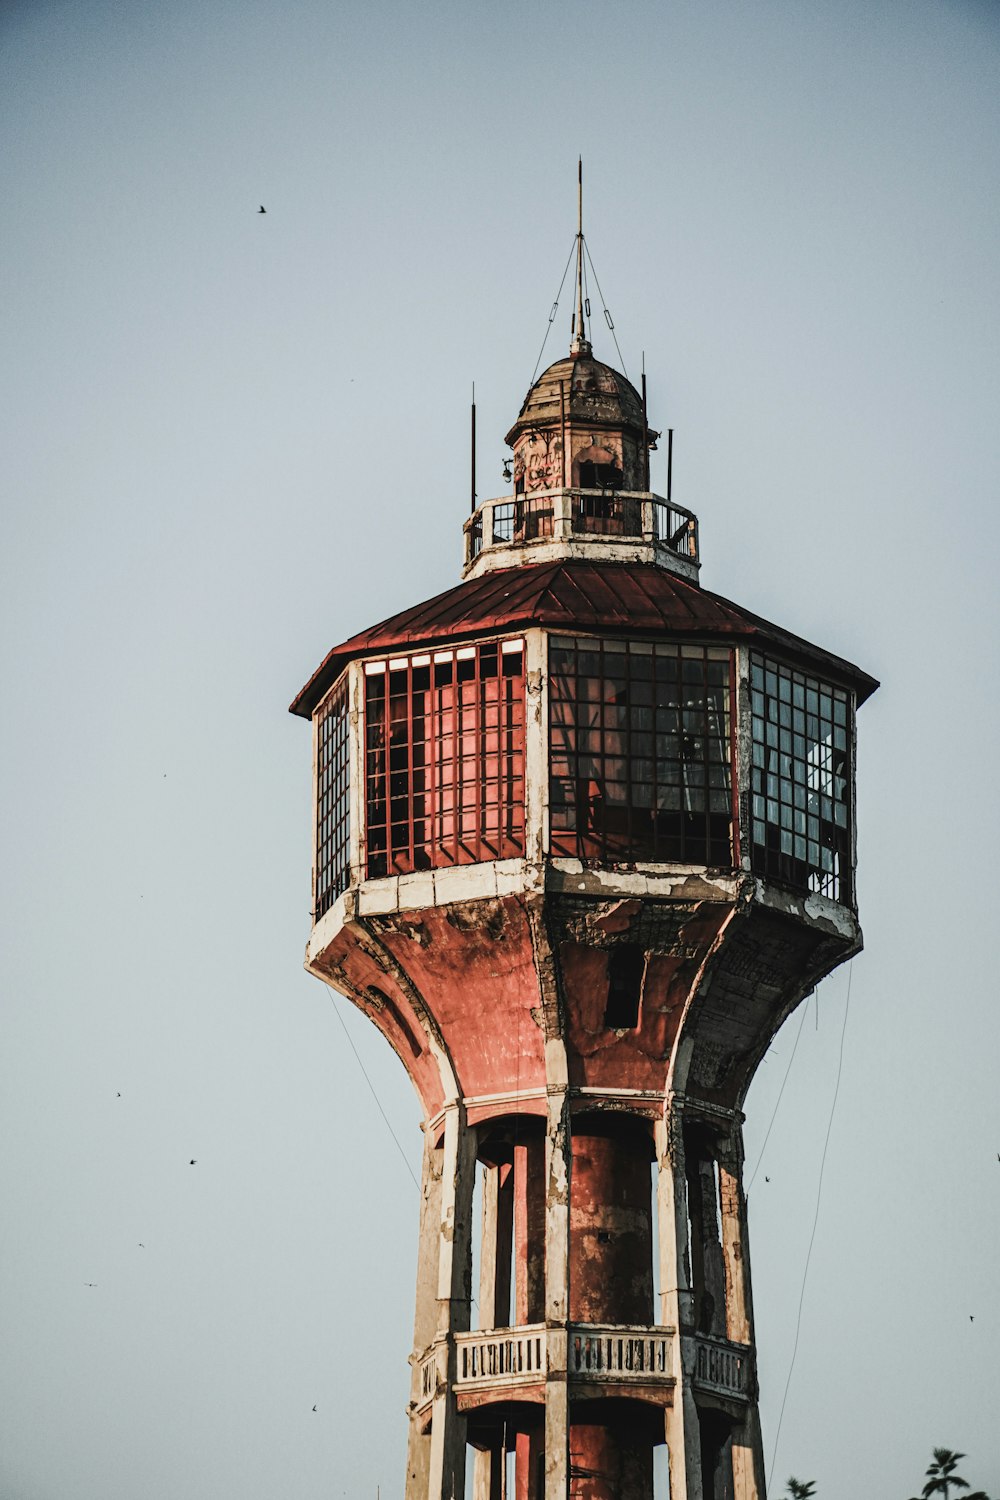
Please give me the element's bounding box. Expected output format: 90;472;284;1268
462;487;699;581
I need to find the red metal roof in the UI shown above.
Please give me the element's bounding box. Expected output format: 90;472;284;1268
290;559;879;717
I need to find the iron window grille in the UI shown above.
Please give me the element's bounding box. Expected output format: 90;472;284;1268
314;674;352;919
548;637;736;866
364;639;526;879
749;654;852;905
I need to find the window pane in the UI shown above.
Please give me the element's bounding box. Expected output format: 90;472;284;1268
315;675;352;917
364;641;526;876
547;637;734;866
749;652;853;903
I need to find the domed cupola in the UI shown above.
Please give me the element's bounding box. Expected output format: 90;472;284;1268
504;353;656;495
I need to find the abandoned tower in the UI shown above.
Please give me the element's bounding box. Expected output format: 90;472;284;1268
290;204;878;1500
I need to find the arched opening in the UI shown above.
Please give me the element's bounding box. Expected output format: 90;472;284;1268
466;1406;544;1500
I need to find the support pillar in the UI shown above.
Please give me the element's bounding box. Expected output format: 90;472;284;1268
514;1135;546;1325
426;1104;476;1500
544;1083;571;1500
656;1110;704;1500
408;1131;444;1499
515;1424;543;1500
718;1129;765;1500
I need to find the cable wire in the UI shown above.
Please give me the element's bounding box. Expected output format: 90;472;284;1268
582;238;628;378
324;983;420;1191
530;236;578;386
746;1003;809;1193
767;959;855;1488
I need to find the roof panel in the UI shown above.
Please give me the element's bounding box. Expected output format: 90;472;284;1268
290;560;878;717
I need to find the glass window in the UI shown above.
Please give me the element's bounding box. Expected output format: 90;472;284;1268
749;654;852;903
315;675;351;919
548;637;734;865
364;641;526;878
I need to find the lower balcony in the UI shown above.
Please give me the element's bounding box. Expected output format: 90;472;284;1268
690;1332;755;1403
415;1324;676;1419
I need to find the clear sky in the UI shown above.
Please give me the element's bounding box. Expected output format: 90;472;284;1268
2;1;998;1497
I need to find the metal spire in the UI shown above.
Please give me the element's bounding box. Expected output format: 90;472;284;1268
571;157;591;356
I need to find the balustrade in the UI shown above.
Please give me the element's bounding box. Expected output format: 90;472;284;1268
463;489;699;568
415;1324;675;1412
455;1326;546;1387
692;1334;753;1400
570;1326;671;1382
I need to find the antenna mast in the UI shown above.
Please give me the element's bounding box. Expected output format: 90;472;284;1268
470;382;477;514
573;157;587;350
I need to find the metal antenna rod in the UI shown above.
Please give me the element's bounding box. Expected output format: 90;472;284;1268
574;157;586;345
641;352;650;491
470;382;477;514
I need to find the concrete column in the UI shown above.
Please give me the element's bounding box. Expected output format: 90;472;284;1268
568;1117;653;1325
407;1131;444;1500
718;1129;765;1500
514;1135;545;1325
543;1083;571;1500
495;1163;514;1328
655;1112;703;1500
479;1163;498;1329
474;1163;499;1500
686;1140;727;1339
426;1105;477;1500
514;1425;543;1500
473;1441;502;1500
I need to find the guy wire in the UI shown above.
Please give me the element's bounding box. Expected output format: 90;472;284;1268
767;958;855;1487
582;238;628;379
746;1003;809;1193
325;983;420;1191
531;236;578;385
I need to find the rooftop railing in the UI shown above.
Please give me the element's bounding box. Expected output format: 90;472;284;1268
463;488;699;570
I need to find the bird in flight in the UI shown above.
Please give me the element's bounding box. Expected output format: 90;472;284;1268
765;1176;770;1183
312;1405;317;1412
84;1283;97;1288
189;1159;197;1166
258;205;266;214
138;1243;145;1249
970;1315;975;1322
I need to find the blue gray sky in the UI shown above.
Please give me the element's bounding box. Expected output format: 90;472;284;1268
2;1;999;1496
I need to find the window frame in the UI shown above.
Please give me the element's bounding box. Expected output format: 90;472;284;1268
545;634;740;869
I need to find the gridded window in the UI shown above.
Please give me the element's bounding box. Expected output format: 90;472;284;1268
364;640;526;879
749;654;852;904
315;676;351;919
548;638;735;866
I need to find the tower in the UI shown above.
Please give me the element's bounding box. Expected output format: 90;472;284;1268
290;209;877;1500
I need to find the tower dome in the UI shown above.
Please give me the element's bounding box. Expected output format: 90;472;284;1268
506;352;646;445
504;350;657;498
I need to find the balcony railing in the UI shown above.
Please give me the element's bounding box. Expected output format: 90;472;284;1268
692;1334;753;1400
456;1326;546;1387
415;1323;675;1412
570;1326;672;1382
464;489;699;569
